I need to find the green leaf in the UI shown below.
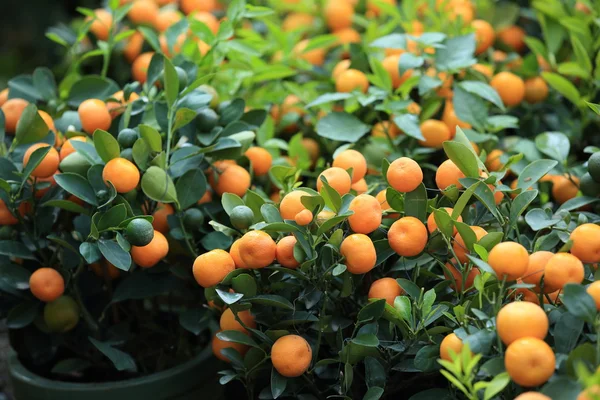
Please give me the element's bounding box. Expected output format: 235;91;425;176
271;368;287;399
67;76;120;106
13;104;49;147
221;193;245;215
316;112;370;143
54;173;98;206
139;125;162;152
404;183;427;223
141;166;178;205
93;129;120;163
163;58;179;110
434;34;476;71
51;358;93;376
6;302;39;329
585;102;600;115
97;204;127;231
173;108;196;132
562;284;597;323
363;387;384;400
535;132;570;162
20;145;51;187
217;330;259;348
393;114;424;140
459;81;504;110
98;239;131;271
132;138;150;171
453;86;487;130
399;53;424;74
516;159;558;190
357;299;386;322
353;334;380;347
247;295;294;310
42;199;88;214
509;190;538;227
306;93;352;108
79;242;102;264
319;176;342;213
432;208;454;238
570;35;592;75
32;67;57;101
89;337;137;372
176;169;207;209
443;142;480;178
542;72;580;105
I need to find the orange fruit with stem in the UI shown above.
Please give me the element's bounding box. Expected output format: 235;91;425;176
543;253;584;292
505;337;555;387
368;277;402;305
276;236;300;269
388;217;428;257
271;335;312;378
209;161;251;197
386;157;423;193
340;234;377;274
102;157;140;193
551;174;579;204
23;144;59;178
488;241;529;281
569;223;600;263
317;167;352;195
238;230;277;269
333;149;367;183
435;159;466;190
419;119;451;148
78;99;112;134
219;308;256;334
348;194;382;234
496;301;549;345
0;199;18;225
371;120;400;139
280;191;309;221
150;203;174;234
193;249;235;287
332;60;351;79
29;268;65;302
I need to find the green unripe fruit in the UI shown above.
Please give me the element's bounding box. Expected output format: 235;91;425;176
117;128;139;148
199;85;219;109
588;152;600;183
175;67;188;91
44;296;80;333
126;218;155;246
230;206;255;230
183;208;204;229
120;148;134;162
580;172;600;197
195;108;219;132
59;152;92;176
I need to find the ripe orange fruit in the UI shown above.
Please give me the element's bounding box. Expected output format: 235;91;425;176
107;90;140;118
59;137;86;160
317;167;352;195
522;251;554;292
229;238;249;269
334;28;361;47
102;157;140;193
238;230;277;269
29;268;65;302
488;241;529;281
387;157;423;193
193;249;235;287
128;0;159;25
151;203;174;234
78;99;112;134
375;189;393;212
88;9;113;41
0;199;18;225
293;39;326;66
524;77;549;104
505;337;555;387
220;308;256;334
551;174;579;204
191;12;220;34
544;253;584;292
371;120;401;139
276;236;300;269
38;111;56;134
570;224;600;263
351;178;368;194
496;301;548;345
209;161;251;197
132;52;154;84
453;226;488;263
586;281;600;310
340;234;376;274
368;277;402;305
279;190;309;220
2;98;29;133
472;63;494;78
388;217;428;257
514;392;551;400
130;230;168;268
419;119;451;148
485;149;504;172
444;260;480;292
123;32;144;63
335;69;369;93
283;13;315;32
271;335;312;377
435;159;466;190
348;194;382;234
497;25;526;53
332;59;351;80
154;9;180;32
333;149;367;183
427;207;462;235
324;1;354;31
180;0;216;14
442;101;471;136
212;332;248;362
23;144;59;178
440;333;465;362
245;147;272;177
382;54;412;89
295;209;313;226
490;72;525;107
472;19;495;54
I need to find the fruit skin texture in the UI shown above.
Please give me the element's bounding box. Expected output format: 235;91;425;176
23;144;59;178
551;174;579;205
586;281;600;310
126;218;155;247
230;239;249;269
436;159;466;190
472;19;495;54
271;335;312;378
44;296;80;333
230;206;255;230
368;277;402;305
544;253;584;292
102;157;140;193
89;9;113;40
488;241;529;281
505;337;555;387
0;199;18;225
522;251;554;292
78;99;112;134
245;147;272;177
29;268;65;302
333;149;367;184
386;157;423;193
335;69;369;94
490;72;525;107
388;217;428;257
279;190;308;220
570;223;600;263
317;167;352;195
276;236;300;269
128;0;159;25
440;333;464;362
294;209;313;226
193;249;235;288
497;25;526;53
419;119;451;148
453;226;488;263
239;230;277;269
131;230;169;268
132;52;154;84
219;309;256;334
150;203;174;234
340;234;376;274
524;77;549;104
382;54;412;88
60;137;87;160
2;98;29;133
348;194;382;234
212;332;248;362
209;161;251;198
324;1;353;31
496;301;549;345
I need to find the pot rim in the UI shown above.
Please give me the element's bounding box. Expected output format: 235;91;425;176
9;345;214;391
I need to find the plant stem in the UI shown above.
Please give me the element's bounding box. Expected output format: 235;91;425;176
178;212;198;258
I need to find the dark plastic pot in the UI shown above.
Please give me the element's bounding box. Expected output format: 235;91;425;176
9;346;224;400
